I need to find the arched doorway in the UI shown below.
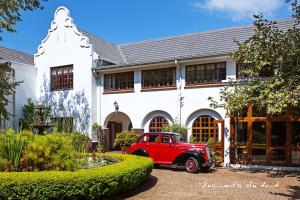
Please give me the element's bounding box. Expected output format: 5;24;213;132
104;112;132;150
149;116;169;132
142;110;174;133
192;115;217;143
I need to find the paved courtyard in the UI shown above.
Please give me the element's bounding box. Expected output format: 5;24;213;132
117;167;300;200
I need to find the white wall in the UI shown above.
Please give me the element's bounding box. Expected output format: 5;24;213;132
34;6;95;135
98;58;234;131
5;62;36;129
98;58;236;166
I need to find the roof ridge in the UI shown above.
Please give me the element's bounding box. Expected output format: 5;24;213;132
117;18;293;47
117;45;127;63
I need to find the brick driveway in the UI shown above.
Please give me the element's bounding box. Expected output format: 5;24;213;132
119;167;300;200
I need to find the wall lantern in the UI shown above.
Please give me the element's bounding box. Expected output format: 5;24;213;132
114;101;119;113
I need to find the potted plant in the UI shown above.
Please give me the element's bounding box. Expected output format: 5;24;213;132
114;131;138;154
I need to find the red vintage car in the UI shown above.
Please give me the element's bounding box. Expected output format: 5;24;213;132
130;132;214;173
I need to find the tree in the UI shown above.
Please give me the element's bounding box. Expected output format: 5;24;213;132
0;0;47;128
209;1;300;115
0;0;47;40
163;123;188;139
0;63;22;128
19;98;36;130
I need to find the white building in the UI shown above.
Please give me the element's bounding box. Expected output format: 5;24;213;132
0;46;36;130
3;6;298;167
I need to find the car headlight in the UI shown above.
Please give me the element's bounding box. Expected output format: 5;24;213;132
199;148;204;155
189;147;205;155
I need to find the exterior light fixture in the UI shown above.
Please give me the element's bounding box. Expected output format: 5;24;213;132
114;101;119;113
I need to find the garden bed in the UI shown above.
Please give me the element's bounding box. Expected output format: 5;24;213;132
0;154;153;199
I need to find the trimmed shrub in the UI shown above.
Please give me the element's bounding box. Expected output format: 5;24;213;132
114;131;138;147
0;154;153;199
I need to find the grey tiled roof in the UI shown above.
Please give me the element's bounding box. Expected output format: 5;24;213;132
80;29;125;64
83;19;296;69
0;46;34;66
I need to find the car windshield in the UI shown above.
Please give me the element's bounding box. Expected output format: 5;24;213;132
172;134;186;143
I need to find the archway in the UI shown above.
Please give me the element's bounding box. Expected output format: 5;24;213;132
142;110;174;133
186;109;224;157
104;112;132;150
149;116;169;132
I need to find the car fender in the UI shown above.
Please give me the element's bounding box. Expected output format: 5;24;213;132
132;148;149;157
172;151;206;165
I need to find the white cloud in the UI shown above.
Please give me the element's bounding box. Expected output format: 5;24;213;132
194;0;284;21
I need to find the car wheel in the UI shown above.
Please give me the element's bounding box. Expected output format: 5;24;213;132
185;157;199;173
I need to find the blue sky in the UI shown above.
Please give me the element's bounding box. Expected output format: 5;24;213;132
0;0;292;54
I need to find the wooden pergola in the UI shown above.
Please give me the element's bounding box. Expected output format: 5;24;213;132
230;104;300;166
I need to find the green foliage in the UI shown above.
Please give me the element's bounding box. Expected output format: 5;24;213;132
69;131;89;153
206;138;214;148
163;123;188;139
92;122;102;132
0;63;22;128
189;135;198;144
0;129;31;171
114;131;138;147
19;98;36;130
209;1;300;115
52;117;73;133
22;132;79;171
0;129;89;172
0;0;47;40
92;122;105;150
0;154;153;200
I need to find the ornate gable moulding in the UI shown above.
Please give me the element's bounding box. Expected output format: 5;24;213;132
35;6;91;57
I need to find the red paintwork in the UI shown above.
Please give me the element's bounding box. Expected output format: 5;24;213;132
129;132;211;166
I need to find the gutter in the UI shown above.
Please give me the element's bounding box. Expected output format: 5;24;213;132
92;54;229;73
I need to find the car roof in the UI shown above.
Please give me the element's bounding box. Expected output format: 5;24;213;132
143;132;182;136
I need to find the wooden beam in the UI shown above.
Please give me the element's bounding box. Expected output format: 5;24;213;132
247;103;253;163
286;105;292;165
221;120;225;160
230;113;236;164
266;115;271;164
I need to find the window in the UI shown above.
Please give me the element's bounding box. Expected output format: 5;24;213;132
186;62;226;85
161;136;171;143
192;115;217;143
142;67;176;88
50;65;73;90
149;116;169;132
104;72;134;92
138;135;147;142
148;135;159;143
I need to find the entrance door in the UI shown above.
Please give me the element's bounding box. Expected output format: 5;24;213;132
213;120;225;160
107;122;122;150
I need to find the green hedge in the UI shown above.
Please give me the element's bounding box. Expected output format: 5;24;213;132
0;154;153;200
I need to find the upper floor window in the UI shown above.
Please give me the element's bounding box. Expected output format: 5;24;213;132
104;71;134;92
236;63;273;79
50;65;73;91
142;67;176;89
186;62;226;85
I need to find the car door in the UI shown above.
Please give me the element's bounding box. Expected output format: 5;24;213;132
144;134;160;162
158;134;175;164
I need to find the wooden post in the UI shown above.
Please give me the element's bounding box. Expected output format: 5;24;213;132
247;103;253;163
266;115;271;164
286;105;292;165
221;121;225;160
230;113;236;164
213;122;217;152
